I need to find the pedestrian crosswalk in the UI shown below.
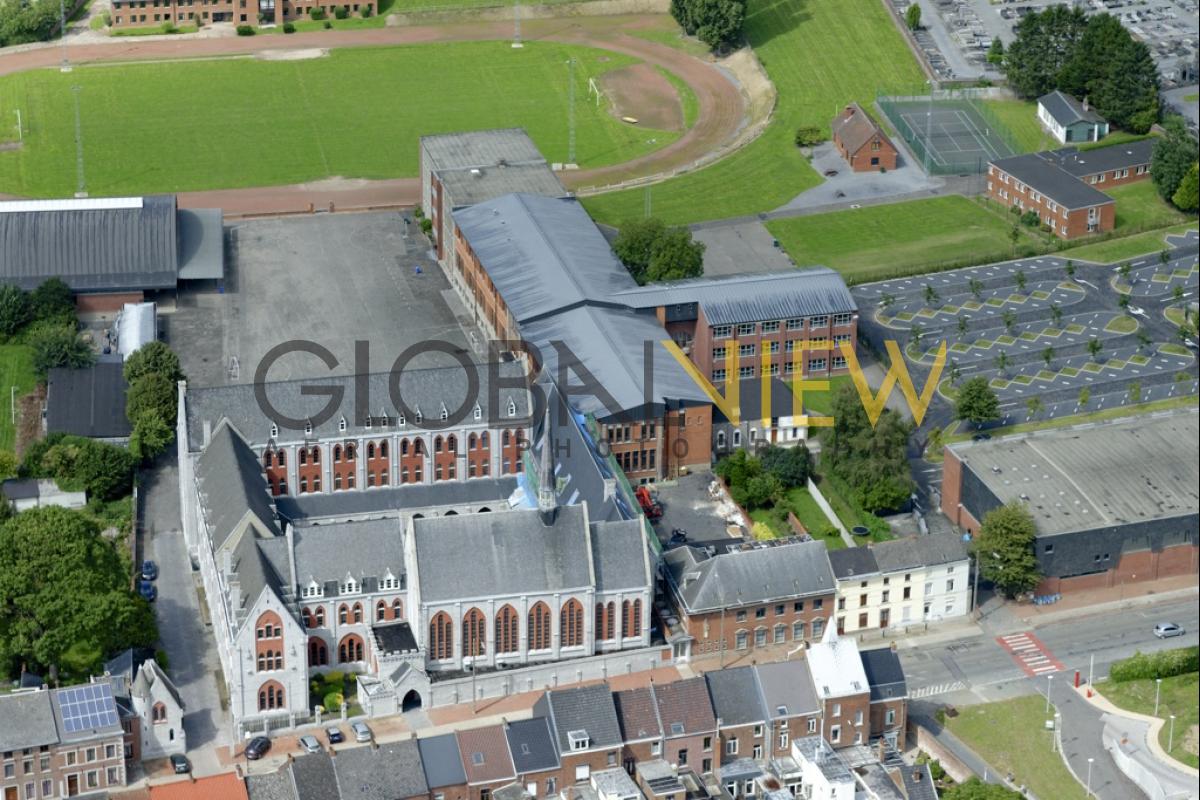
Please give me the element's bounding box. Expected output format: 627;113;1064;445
909;681;967;699
996;631;1064;677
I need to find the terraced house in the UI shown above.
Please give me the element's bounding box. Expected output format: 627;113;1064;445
109;0;378;29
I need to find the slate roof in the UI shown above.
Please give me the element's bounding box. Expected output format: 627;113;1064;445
613;686;662;743
704;666;768;728
45;364;132;439
419;733;468;788
663;539;835;613
275;477;519;521
504;717;560;774
412;505;593;603
195;424;279;549
872;533;968;573
653;676;717;736
183;361;531;451
0;690;60;751
130;659;186;711
291;517;404;593
0;196;179;292
831;102;893;156
291;752;339;800
860;648;909;702
245;771;296;800
373;622;419;655
989;153;1115;209
1038;90;1106;127
827;547;879;580
457;724;516;785
900;763;938;800
332;739;429;800
1040;139;1154;178
755;660;821;719
590;518;651;593
542;683;623;752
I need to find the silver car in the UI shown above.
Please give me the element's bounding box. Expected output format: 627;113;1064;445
351;721;372;743
1153;622;1184;638
299;734;322;754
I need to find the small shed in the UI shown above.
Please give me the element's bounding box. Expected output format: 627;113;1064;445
116;302;157;360
1037;90;1109;144
45;362;132;443
2;478;87;512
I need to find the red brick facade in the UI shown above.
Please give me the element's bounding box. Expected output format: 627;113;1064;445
986;164;1115;240
675;594;834;657
1035;543;1199;595
109;0;377;29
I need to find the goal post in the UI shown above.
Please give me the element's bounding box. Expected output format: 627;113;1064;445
587;77;602;109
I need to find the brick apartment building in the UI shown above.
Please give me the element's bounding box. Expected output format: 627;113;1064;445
831;103;898;172
942;411;1199;596
109;0;377;29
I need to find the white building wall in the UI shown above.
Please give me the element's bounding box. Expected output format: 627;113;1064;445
133;678;186;758
834;557;971;634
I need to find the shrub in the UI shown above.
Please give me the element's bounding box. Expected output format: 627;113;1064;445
0;284;32;336
1110;646;1198;682
323;19;332;27
334;5;349;18
360;4;371;16
794;126;824;147
30;278;75;325
30;325;94;377
236;24;255;35
283;21;295;32
323;691;345;711
123;341;184;385
310;7;325;18
160;20;178;33
127;373;178;427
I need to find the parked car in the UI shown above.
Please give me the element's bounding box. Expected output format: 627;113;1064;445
138;580;157;602
325;726;344;745
245;736;271;760
972;432;992;441
351;721;372;743
169;754;190;774
1153;622;1184;638
141;560;158;581
298;735;321;754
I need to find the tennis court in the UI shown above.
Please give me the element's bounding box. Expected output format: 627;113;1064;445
878;95;1017;175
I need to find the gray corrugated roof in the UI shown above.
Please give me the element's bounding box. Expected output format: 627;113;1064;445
1;478;41;500
504;717;561;774
413;505;593;604
176;208;225;280
276;477;519;521
195;424;279;549
1038;90;1106;127
664;540;834;613
292;518;404;591
46;364;131;439
871;533;968;573
705;666;768;727
860;648;908;702
184;362;530;451
0;690;59;751
828;547;879;580
755;660;820;719
292;751;340;800
990;153;1114;209
419;733;468;788
246;770;296;800
333;738;428;800
453;194;638;324
0;195;178;292
590;519;650;592
614;268;857;326
439;163;567;209
422;128;547;173
544;683;623;752
1041;139;1153;178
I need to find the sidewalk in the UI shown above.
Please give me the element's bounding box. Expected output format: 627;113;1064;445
1013;576;1199;626
1050;678;1147;800
1079;683;1199;787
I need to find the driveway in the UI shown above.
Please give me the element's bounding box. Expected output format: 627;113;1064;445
773;141;943;213
141;448;231;774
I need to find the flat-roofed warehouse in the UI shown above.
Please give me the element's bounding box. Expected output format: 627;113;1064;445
0;195;224;314
941;411;1199;595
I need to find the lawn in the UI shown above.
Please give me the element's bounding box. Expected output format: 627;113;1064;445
581;0;925;225
0;41;681;197
1064;222;1198;263
977;99;1056;153
1107;180;1194;232
1100;672;1200;768
765;196;1041;283
947;696;1088;798
749;486;846;550
0;345;38;452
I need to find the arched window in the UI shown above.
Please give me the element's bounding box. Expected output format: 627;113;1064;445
334;445;343;462
376;600;387;622
495;605;519;654
401;439;409;456
596;601;616;641
257;682;285;711
528;602;552;651
391;598;403;620
311;447;320;464
561;599;584;648
462;608;486;658
338;635;364;663
631;598;643;637
338;605;349;625
299;449;307;465
622;600;634;638
468;433;477;450
352;603;363;624
429;612;454;661
302;608;314;628
345;444;356;460
717;430;726;449
314;607;326;627
480;431;489;448
152;702;167;723
502;430;511;446
380;441;388;458
263;451;273;469
367;442;376;459
308;638;328;667
434;436;443;453
415;439;425;455
447;435;457;453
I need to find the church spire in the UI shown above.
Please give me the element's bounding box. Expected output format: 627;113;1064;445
537;403;557;525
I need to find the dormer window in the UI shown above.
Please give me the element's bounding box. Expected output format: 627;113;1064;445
439;404;449;421
341;574;358;595
270;422;278;438
338;416;347;432
507;396;517;417
380;570;398;590
304;419;313;436
567;730;590;751
398;413;406;426
303;580;322;599
473;403;482;422
415;409;423;425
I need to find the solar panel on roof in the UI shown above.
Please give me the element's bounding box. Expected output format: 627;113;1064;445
58;683;119;734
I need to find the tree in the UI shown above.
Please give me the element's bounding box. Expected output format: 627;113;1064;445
0;284;32;336
742;472;783;509
795;126;824;147
1009;224;1021;255
1002;5;1089;98
905;2;921;31
880;293;896;310
825;384;913;512
1118;294;1130;311
123;341;184;385
1062;14;1159;132
127;373;178;428
993;350;1011;375
1173;285;1186;305
1087;336;1103;361
645;226;705;283
1049;303;1063;327
129;411;174;463
1119;261;1133;284
25;436;137;501
910;325;924;351
948;360;962;384
30;325;94;377
1136;330;1151;351
986;39;1005;66
759;444;811;488
969;278;984;300
714;448;760;488
1172;161;1199;212
955;376;1000;427
1014;270;1027;293
0;507;157;680
957;315;969;337
670;0;746;51
613;218;666;283
1042;346;1055;368
1001;309;1016;335
973;502;1041;597
1025;396;1044;418
943;777;1025;800
1079;386;1090;406
1064;260;1076;279
923;284;939;306
0;451;18;480
1152;117;1198;204
1128;380;1141;404
29;278;75;324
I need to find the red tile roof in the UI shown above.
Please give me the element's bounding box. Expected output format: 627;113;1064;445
613;686;662;742
149;774;248;800
832;103;893;156
654;677;718;737
457;724;516;785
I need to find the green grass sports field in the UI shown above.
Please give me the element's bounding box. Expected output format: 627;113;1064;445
0;41;680;197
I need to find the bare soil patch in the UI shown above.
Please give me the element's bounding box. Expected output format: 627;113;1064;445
599;62;683;131
15;385;45;458
255;47;329;61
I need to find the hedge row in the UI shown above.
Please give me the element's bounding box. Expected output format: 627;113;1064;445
1110;646;1198;683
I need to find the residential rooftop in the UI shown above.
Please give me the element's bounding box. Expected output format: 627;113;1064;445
989;152;1115;209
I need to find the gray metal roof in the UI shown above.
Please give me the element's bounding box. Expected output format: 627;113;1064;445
438;163;566;209
590;519;651;592
291;517;404;592
755;660;821;719
542;683;623;752
871;533;968;573
0;690;59;751
664;539;835;613
176;207;225;281
292;751;340;800
276;477;518;521
901;763;939;800
195;423;279;549
2;478;41;500
989;153;1114;210
0;195;179;292
246;770;296;800
1038;90;1106;127
827;547;879;580
614;268;858;326
860;647;908;702
419;733;468;788
45;364;131;439
704;665;768;728
1041;139;1153;178
184;362;531;451
452;194;638;324
412;505;593;604
333;738;429;800
505;717;561;774
421;128;547;173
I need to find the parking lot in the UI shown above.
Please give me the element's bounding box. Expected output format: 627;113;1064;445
166;212;481;388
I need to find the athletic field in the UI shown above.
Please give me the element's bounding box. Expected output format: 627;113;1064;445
878;97;1016;175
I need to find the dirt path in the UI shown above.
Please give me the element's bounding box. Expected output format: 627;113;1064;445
0;16;747;216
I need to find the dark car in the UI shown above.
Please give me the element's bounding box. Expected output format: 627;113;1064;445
169;754;190;774
141;560;158;581
972;432;992;442
325;726;344;744
138;580;157;602
244;736;271;760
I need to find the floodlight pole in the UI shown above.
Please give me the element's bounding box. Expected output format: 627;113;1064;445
72;85;87;198
566;57;577;166
512;0;522;47
924;79;933;174
60;0;71;72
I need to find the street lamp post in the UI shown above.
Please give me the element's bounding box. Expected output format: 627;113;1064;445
1154;678;1162;716
1168;714;1176;752
1045;674;1054;714
1086;757;1094;797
